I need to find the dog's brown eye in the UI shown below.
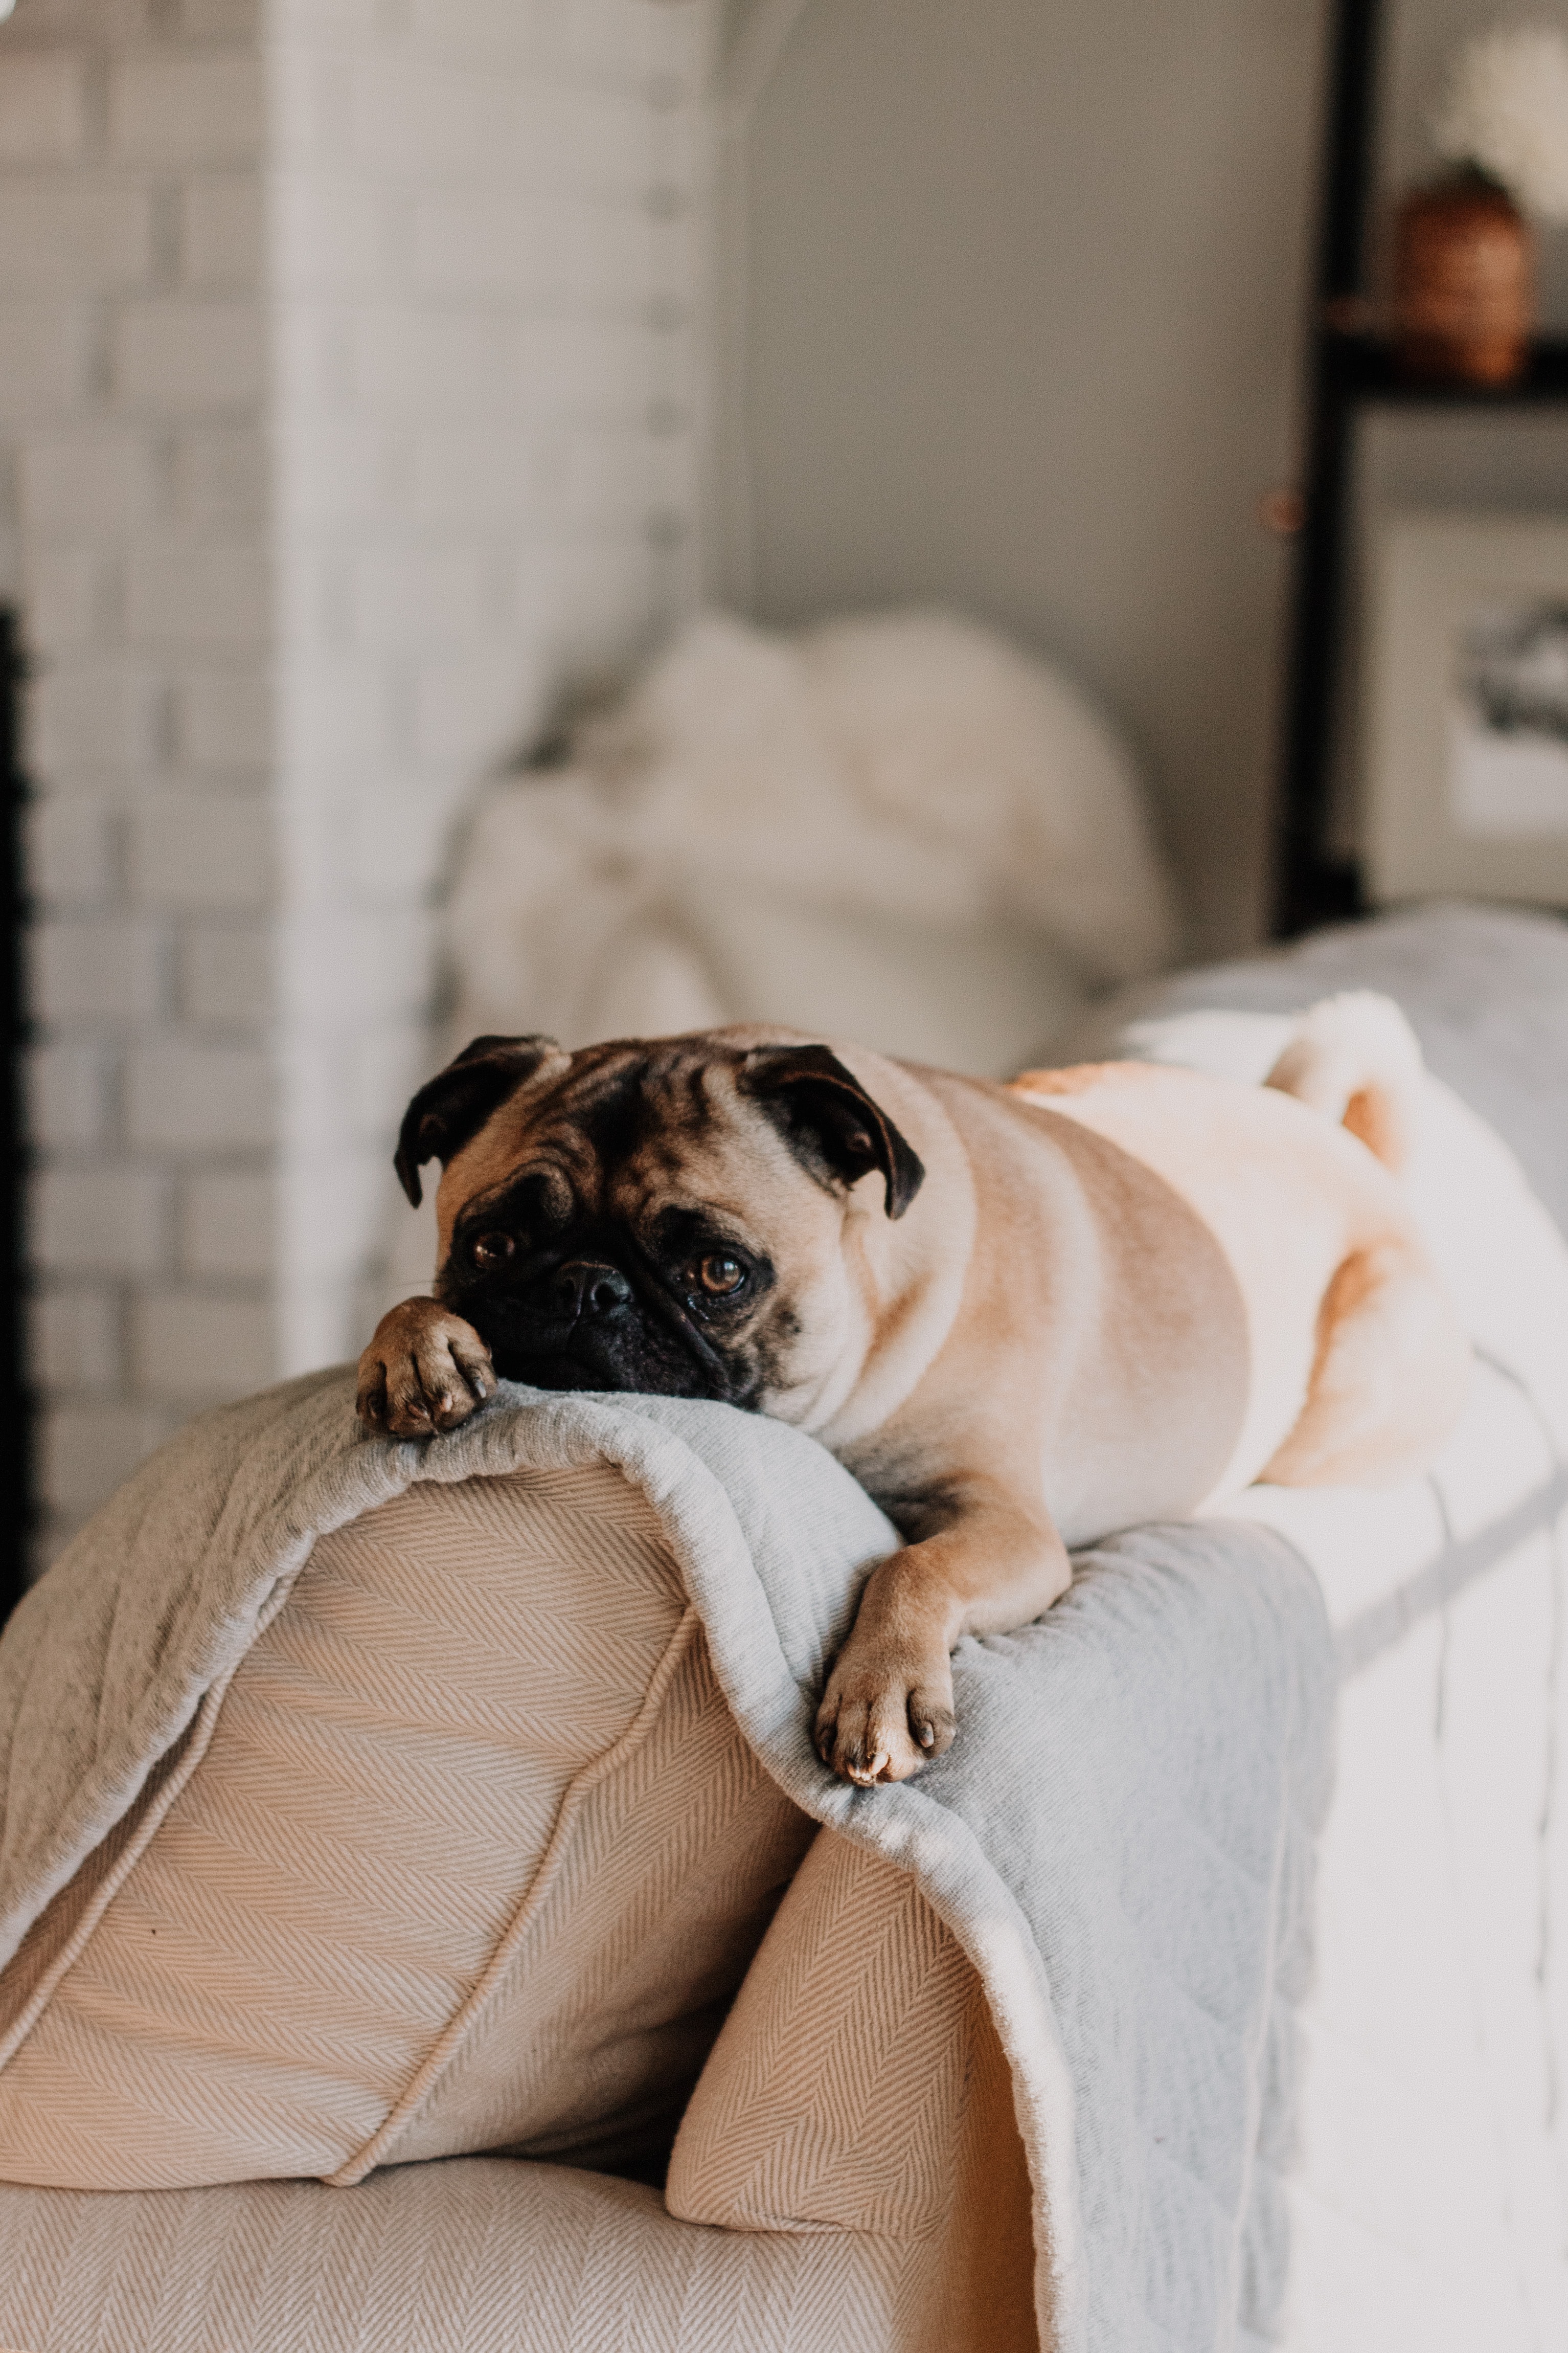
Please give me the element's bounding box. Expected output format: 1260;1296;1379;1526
470;1231;514;1269
697;1254;745;1296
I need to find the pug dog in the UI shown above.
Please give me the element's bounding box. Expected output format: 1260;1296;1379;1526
358;998;1469;1786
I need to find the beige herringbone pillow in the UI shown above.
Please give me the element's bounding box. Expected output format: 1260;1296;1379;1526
0;1464;812;2192
668;1831;1038;2352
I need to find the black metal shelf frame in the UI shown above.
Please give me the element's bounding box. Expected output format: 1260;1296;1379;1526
1;608;32;1625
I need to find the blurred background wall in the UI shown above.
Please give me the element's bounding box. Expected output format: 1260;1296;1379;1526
713;0;1330;955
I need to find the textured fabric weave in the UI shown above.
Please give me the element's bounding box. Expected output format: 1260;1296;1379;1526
0;2156;931;2353
0;1464;811;2191
0;1361;1337;2352
669;1830;1039;2348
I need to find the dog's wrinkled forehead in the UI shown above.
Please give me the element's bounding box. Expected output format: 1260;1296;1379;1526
396;1028;925;1228
450;1038;753;1214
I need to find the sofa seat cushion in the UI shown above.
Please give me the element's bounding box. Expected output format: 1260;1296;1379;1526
0;2156;955;2353
0;1463;812;2191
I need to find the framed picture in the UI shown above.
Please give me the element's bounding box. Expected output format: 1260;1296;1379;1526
1364;512;1568;906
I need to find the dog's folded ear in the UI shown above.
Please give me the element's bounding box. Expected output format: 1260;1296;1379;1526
740;1044;925;1219
394;1035;561;1207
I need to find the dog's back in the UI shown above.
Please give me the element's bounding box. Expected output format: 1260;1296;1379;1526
969;1001;1462;1504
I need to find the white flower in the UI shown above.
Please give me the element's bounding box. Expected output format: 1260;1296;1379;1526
1433;25;1568;221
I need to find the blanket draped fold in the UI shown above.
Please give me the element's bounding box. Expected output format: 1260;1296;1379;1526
0;1366;1333;2353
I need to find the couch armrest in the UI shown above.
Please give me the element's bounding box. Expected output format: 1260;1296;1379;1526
668;1827;1038;2352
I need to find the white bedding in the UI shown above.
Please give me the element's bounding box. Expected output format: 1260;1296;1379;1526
1129;1006;1568;2351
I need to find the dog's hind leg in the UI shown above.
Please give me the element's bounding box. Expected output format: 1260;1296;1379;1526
1260;1236;1471;1489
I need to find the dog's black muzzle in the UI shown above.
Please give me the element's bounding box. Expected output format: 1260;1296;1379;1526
443;1245;741;1403
540;1260;634;1323
465;1257;637;1388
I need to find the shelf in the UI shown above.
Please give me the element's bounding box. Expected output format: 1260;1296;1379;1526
1328;331;1568;407
1276;1;1568;932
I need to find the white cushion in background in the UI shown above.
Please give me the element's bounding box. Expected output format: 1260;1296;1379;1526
0;1462;813;2192
446;610;1178;1069
686;887;1086;1080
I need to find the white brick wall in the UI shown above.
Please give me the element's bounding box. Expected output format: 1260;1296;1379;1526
108;54;265;159
1;0;717;1561
264;0;715;1373
0;0;275;1552
0;53;89;163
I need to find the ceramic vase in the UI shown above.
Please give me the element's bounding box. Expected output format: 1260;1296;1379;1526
1393;170;1532;387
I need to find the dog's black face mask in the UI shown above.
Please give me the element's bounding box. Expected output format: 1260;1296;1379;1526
394;1032;924;1407
438;1182;776;1404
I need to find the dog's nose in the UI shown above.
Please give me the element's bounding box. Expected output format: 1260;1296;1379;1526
550;1261;633;1320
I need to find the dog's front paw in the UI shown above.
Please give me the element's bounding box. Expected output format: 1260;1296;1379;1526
814;1642;956;1787
356;1298;495;1438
